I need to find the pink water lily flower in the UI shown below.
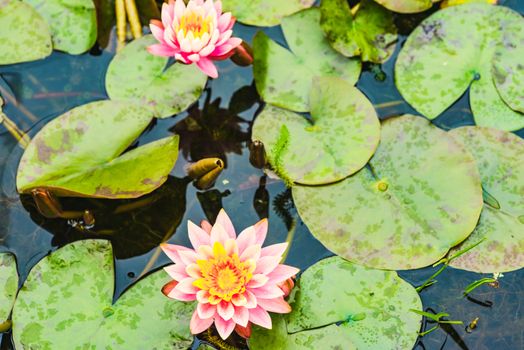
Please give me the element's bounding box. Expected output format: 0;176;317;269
161;209;299;340
148;0;242;78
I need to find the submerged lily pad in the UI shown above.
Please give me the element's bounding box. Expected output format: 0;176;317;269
221;0;315;26
250;256;422;349
16;100;179;199
12;240;194;349
0;253;18;325
253;8;361;112
396;4;524;131
0;0;52;65
106;35;208;119
374;0;437;13
293;115;483;270
24;0;97;54
252;77;380;185
447;127;524;273
320;0;397;63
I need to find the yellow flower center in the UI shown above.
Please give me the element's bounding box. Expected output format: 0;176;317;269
177;11;213;39
193;242;254;303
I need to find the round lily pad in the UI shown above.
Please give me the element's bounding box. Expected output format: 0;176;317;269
320;0;397;63
0;253;18;325
293;115;483;270
253;8;361;112
395;4;524;131
16;100;179;199
24;0;97;54
374;0;437;13
12;240;195;349
106;35;208;119
250;256;422;349
221;0;315;26
447;127;524;273
0;0;52;65
252;77;380;185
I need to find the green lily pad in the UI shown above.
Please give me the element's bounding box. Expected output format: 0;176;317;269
253;8;361;112
374;0;437;13
252;77;380;185
447;127;524;273
293;115;483;270
0;0;52;65
222;0;315;26
0;253;18;325
106;35;207;119
24;0;97;55
16;100;179;199
320;0;397;63
395;4;524;131
250;256;422;349
12;240;194;349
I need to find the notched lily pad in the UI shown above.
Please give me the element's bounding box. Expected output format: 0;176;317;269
0;0;52;65
106;35;208;119
253;8;361;112
396;4;524;131
24;0;97;54
222;0;315;26
12;239;195;349
320;0;397;63
250;257;422;349
0;253;18;325
374;0;437;13
448;127;524;273
252;77;380;185
293;115;483;270
16;100;179;199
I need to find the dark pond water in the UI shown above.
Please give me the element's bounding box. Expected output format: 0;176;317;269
0;1;523;349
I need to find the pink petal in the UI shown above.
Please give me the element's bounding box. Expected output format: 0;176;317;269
267;265;300;284
196;57;218;78
178;249;199;265
167;287;197;301
161;2;174;29
185;263;202;279
250;284;284;299
244;290;257;309
231;293;247;307
197;290;210;304
217;301;235;321
149;20;165;44
247;274;269;289
225;239;239;256
175;53;190;64
236;226;257;254
199;43;216;57
174;0;186;22
232;306;249;327
188;53;201;62
197;245;214;260
256;297;292;314
175;277;199;294
164;264;188;281
147;44;177;57
261;243;288;258
215;209;236;238
217;12;232;32
188;220;211;249
254;256;281;275
210;44;235;58
200;220;213;233
253;218;268;245
210;223;229;245
248;306;272;329
161;244;192;265
239;245;261;262
215;316;236;340
216;29;233;46
190;309;214;334
214;0;222;14
197;302;216;319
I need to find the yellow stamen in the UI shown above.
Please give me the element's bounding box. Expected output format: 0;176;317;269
176;11;213;39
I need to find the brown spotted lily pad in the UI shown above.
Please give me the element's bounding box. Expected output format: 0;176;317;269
252;77;380;185
253;8;361;112
293;115;483;270
12;240;195;349
222;0;315;26
16;100;179;199
0;253;18;327
396;4;524;131
448;127;524;273
106;35;208;119
320;0;397;63
0;0;52;65
250;257;422;349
